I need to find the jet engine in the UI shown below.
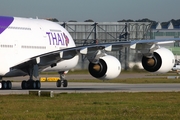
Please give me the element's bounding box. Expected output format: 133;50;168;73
88;55;121;80
142;47;175;73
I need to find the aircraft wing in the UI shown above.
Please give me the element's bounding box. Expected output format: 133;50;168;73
11;38;180;70
131;38;180;46
10;41;130;75
130;38;180;52
10;37;180;76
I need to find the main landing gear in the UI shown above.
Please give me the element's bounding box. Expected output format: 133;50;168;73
0;71;68;89
0;80;12;89
56;72;68;88
21;65;41;89
0;79;41;89
21;80;41;89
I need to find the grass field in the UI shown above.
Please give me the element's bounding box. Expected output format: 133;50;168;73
41;69;147;75
41;69;180;84
1;70;180;119
68;77;180;83
0;92;180;120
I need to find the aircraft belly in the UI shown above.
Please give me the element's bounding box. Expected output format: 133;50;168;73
4;69;27;77
43;55;79;72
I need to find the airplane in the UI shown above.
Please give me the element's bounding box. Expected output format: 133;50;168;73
0;15;180;89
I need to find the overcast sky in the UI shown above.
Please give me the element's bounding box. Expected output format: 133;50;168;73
0;0;179;22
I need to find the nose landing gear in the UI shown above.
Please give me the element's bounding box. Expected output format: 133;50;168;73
56;71;68;88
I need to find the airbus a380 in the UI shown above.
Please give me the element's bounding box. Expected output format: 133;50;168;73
0;16;179;89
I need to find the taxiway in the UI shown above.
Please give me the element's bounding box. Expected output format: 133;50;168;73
0;82;180;95
1;73;180;95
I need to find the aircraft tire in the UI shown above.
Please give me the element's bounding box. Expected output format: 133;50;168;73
28;80;36;89
35;80;41;89
6;80;12;89
63;80;68;87
56;80;61;87
21;80;27;89
2;81;7;89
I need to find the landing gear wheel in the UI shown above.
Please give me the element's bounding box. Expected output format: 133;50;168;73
56;80;61;87
2;81;7;89
21;80;41;89
35;80;41;89
57;71;68;88
7;80;12;89
19;64;41;90
0;80;12;89
21;80;28;89
27;80;37;89
63;80;68;87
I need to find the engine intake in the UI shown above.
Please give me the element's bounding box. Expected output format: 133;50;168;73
142;47;175;73
88;55;121;80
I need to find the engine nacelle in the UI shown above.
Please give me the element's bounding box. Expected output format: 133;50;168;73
142;47;175;73
88;55;121;80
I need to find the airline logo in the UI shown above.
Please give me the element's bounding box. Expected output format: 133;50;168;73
0;16;70;46
63;33;69;46
0;16;14;34
46;32;69;46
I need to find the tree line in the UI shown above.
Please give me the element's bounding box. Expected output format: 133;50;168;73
118;18;180;28
47;18;180;28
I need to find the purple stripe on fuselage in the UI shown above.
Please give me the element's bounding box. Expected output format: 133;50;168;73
0;16;14;34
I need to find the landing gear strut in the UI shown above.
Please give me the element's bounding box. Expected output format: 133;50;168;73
56;72;68;87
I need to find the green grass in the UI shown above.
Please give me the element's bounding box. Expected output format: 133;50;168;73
0;92;180;120
41;70;180;83
40;69;147;75
41;69;90;75
68;77;180;83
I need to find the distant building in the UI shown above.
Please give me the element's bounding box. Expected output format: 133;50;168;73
150;21;180;39
150;21;180;56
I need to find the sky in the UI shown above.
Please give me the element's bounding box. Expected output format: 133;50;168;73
0;0;179;22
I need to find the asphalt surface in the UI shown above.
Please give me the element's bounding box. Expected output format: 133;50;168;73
0;73;180;95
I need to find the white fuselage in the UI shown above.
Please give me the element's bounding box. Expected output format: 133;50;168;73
0;16;79;76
